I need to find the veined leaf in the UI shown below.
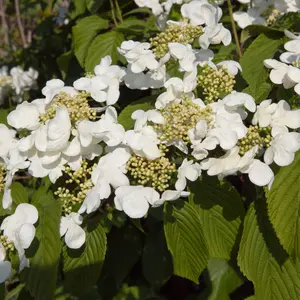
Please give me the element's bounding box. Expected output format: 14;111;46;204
23;188;61;300
164;201;209;283
240;34;282;101
72;16;109;67
267;152;300;259
242;82;272;104
85;31;124;72
189;178;244;260
238;200;300;299
118;96;155;130
63;218;107;296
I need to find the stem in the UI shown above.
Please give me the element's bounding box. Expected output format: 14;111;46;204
114;0;123;23
227;0;242;58
109;0;118;26
0;0;9;46
14;0;27;47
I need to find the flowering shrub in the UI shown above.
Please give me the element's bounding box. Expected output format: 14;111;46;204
0;0;300;299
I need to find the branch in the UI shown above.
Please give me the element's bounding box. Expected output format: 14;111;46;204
227;0;242;58
14;0;27;47
0;0;9;46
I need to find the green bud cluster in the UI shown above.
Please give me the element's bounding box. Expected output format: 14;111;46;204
292;60;300;68
0;236;15;252
40;91;96;123
126;155;176;192
150;22;203;59
197;64;235;104
238;125;272;156
0;76;12;87
54;161;95;214
154;98;213;144
0;165;5;194
264;7;281;25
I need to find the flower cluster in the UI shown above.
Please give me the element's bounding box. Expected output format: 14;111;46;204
0;0;300;285
233;0;299;29
0;66;38;104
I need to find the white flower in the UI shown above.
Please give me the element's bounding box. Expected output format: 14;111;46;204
168;43;196;72
252;99;278;127
114;185;160;218
7;101;40;130
181;0;222;26
118;41;159;73
216;61;242;76
264;132;300;166
233;8;266;29
191;136;219;160
199;24;231;49
78;188;102;215
91;147;131;199
134;0;163;15
271;100;300;135
131;109;164;131
60;213;86;249
0;125;17;159
1;203;38;271
175;159;201;191
152;189;190;207
0;244;11;284
222;91;256;113
124;126;161;160
74;56;125;105
42;79;77;105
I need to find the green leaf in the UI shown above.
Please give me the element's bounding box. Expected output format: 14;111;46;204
273;12;300;30
85;31;124;72
73;16;109;67
189;178;244;260
267;152;300;259
23;188;61;300
142;227;173;288
213;44;236;64
118;96;155;130
0;109;10;126
57;50;74;80
115;19;147;34
4;283;25;300
164;201;209;283
86;0;105;13
240;34;282;98
199;259;243;300
11;182;29;206
69;0;86;18
113;284;161;300
242;82;272;103
63;218;107;296
240;25;283;44
98;225;142;299
238;200;300;299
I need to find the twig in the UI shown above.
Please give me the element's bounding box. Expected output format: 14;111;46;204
227;0;242;58
0;0;9;46
114;0;123;23
14;0;27;47
109;0;118;26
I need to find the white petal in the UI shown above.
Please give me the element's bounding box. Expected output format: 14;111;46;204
0;261;11;283
248;160;274;186
122;195;149;219
65;223;86;249
15;223;36;249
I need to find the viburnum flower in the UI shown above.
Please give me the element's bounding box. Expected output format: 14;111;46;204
0;244;11;284
200;23;231;49
264;132;300;166
233;8;266;29
60;213;86;249
0;125;17;160
1;204;38;271
168;43;196;72
175;159;201;191
134;0;163;16
91;147;131;200
114;185;160;218
131;109;164;131
152;189;190;207
118;41;159;73
252;99;279;128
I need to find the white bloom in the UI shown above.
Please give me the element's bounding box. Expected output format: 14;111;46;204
74;56;125;105
252;99;278;127
216;61;242;76
134;0;163;15
91;147;131;199
264;132;300;166
222;91;256;113
42;79;77;105
233;8;266;29
0;125;17;159
175;159;201;191
168;43;196;72
114;185;160;218
60;213;86;249
152;189;190;207
7;101;40;130
118;41;159;73
0;244;11;284
1;204;38;271
124;126;161;160
131;109;164;131
78;188;102;215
